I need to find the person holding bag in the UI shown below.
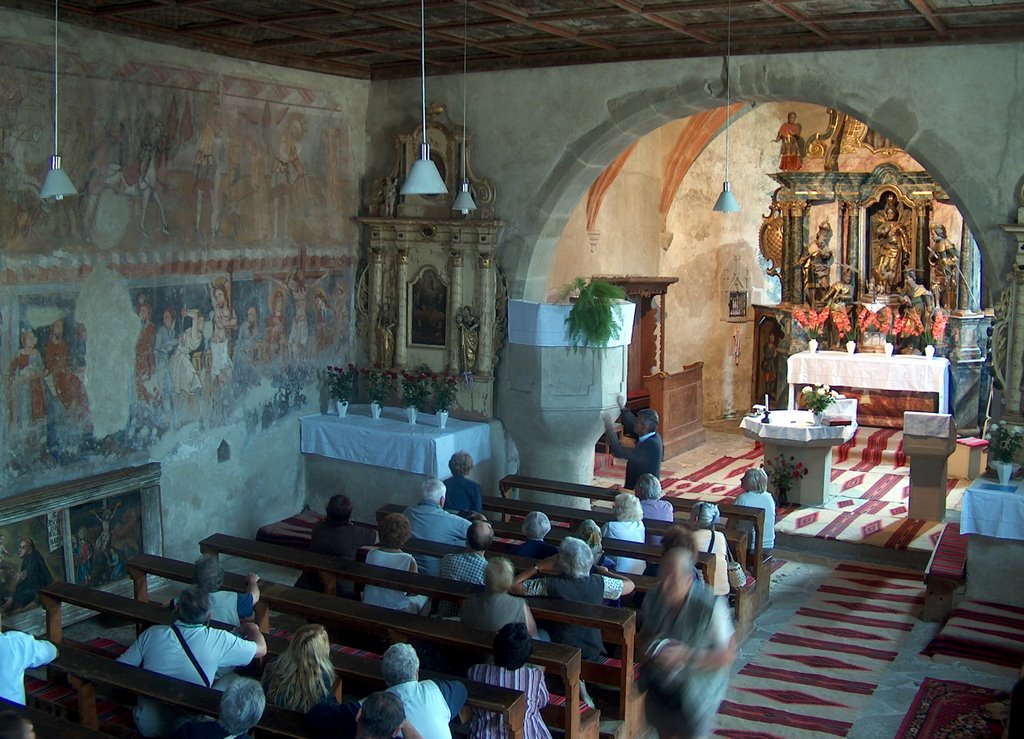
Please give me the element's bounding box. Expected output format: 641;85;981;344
691;503;729;597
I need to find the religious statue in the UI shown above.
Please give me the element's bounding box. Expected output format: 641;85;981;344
376;302;395;367
773;112;803;171
455;305;480;374
929;223;959;309
901;272;934;318
800;219;834;304
382;177;398;218
871;194;911;294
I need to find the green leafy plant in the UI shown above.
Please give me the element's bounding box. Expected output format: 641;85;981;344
432;371;459;413
400;364;433;410
986;422;1023;463
763;455;807;506
361;365;395;406
560;277;627;348
324;363;356;402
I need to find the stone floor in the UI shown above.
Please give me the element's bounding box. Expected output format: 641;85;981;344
59;420;1012;738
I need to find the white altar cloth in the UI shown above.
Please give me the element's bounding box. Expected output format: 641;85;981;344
960;480;1024;540
787;351;949;413
300;407;492;478
739;409;857;444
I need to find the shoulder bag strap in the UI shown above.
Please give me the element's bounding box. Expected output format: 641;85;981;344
705;532;715;554
171;624;211;688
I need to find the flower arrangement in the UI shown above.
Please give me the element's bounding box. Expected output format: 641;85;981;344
986;422;1023;463
894;310;924;340
400;364;433;410
763;454;808;505
432;371;459;413
801;383;840;414
324;363;356;402
793;307;830;340
831;307;853;341
928;308;948;347
875;306;895;343
856;306;877;340
362;365;396;406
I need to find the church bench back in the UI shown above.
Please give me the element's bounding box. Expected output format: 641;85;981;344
0;695;110;738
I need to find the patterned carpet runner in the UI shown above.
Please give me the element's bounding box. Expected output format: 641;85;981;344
714;562;927;738
594;427;970;553
920;599;1024;679
895;677;1004;738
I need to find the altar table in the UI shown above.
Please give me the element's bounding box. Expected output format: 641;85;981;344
300;406;492;479
960;478;1024;607
741;409;858;506
787;351;950;414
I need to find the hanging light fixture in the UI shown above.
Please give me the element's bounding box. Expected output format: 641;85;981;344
452;0;477;214
40;0;77;200
401;0;447;196
713;0;739;213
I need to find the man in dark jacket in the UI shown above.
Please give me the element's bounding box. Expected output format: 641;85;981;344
603;402;663;489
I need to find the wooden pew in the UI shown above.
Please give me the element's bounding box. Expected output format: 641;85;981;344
193;535;640;727
0;695;110;738
39;581;526;739
124;556;528;739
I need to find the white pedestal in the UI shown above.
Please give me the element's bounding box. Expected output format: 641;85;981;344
960;479;1024;607
903;413;956;522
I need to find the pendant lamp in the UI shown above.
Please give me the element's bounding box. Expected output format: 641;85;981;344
41;0;77;201
712;0;739;213
401;0;447;196
452;0;477;214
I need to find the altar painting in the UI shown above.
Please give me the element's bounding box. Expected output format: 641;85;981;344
409;267;448;347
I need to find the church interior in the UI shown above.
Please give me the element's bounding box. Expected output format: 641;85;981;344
2;1;1024;736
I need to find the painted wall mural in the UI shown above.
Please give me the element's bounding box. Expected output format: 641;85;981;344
0;29;365;489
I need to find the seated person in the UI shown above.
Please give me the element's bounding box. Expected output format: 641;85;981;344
191;555;258;626
461;557;538;637
574;519;614;571
404;478;473;576
0;608;58;706
635;474;674;546
295;493;377;596
692;503;729;597
735;468;776;558
117;586;267;737
601;492;647;575
510;512;559;559
438;520;494;617
362;513;430;615
468;623;552;739
306;690;424;739
382;643;467;739
443;451;483;515
168;677;265;738
262;624;336;712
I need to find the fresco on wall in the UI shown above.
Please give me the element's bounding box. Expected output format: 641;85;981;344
0;515;66;616
68;493;143;588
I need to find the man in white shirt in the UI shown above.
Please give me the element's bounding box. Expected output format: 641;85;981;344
381;643;466;739
0;608;58;705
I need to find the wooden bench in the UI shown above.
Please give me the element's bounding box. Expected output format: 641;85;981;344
922;522;968;622
195;534;640;728
126;554;528;739
0;695;110;738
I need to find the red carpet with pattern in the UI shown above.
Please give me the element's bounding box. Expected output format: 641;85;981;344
895;677;1003;738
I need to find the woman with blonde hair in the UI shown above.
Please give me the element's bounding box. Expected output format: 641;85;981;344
601;492;647;575
461;557;538;636
262;623;336;712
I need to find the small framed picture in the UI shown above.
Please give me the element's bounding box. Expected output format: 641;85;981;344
727;290;748;321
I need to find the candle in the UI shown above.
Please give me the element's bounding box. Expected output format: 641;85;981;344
764;394;769;411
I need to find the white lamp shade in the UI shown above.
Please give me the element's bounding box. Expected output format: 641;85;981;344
452;181;477;213
401;143;447;196
713;181;740;213
40;156;77;200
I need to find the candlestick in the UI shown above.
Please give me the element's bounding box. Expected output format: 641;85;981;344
764;394;769;411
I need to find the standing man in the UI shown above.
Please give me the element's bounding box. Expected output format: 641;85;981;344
603;397;663;490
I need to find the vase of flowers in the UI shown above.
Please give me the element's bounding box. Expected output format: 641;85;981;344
401;364;432;423
763;454;808;506
801;383;839;423
895;310;924;354
926;308;948;359
986;422;1023;483
324;363;356;417
362;365;396;418
876;307;896;355
432;371;459;428
793;306;829;350
831;307;854;354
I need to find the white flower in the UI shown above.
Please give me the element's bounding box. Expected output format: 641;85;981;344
802;387;812;395
823;384;830;391
817;388;826;396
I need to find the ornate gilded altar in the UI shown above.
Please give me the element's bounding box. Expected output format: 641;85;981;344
355;105;505;417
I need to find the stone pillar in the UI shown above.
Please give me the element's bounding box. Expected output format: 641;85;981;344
477;252;496;375
1005;264;1024;422
369;247;384;365
448;249;463;371
845;201;861;296
394;248;408;368
957;223;973;312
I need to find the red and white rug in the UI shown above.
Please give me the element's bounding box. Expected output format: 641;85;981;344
714;562;926;737
920;599;1024;680
895;677;1004;738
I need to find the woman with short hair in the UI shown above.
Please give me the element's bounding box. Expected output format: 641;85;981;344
601;492;647;575
460;557;538;636
735;468;776;558
635;473;674;546
362;513;430;615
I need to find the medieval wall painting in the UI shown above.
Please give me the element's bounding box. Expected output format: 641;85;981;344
0;514;67;616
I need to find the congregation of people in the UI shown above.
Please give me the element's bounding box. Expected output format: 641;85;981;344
0;404;777;739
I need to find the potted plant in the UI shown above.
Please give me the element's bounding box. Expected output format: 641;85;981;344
800;383;839;424
986;422;1023;484
431;371;459;428
400;364;432;424
324;363;356;417
793;306;829;352
763;454;807;507
831;307;854;354
361;365;395;419
561;277;628;348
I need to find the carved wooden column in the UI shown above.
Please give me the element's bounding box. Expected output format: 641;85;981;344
782;202;808;303
477;251;496;375
369;247;384;364
449;249;464;371
914;203;931;280
843;200;860;294
957;222;973;312
395;248;409;368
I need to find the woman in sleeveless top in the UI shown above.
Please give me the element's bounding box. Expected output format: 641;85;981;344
362;513;430;615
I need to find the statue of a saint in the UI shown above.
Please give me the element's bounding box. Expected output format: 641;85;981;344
455;305;480;374
376;303;395;367
800;219;834;304
773;112;803;171
929;224;959;309
901;272;934;318
871;194;911;294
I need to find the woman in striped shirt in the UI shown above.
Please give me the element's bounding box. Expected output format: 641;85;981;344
467;623;552;739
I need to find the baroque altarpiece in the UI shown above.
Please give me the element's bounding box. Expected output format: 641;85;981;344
355;106;506;417
752;110;989;432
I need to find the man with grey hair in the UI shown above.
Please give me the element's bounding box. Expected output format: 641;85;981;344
382;643;467;739
443;450;483;515
404;478;476;576
511;511;559;559
438;520;494;616
190;555;260;626
168;677;265;738
118;585;267;737
603;396;663;489
635;473;674;546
